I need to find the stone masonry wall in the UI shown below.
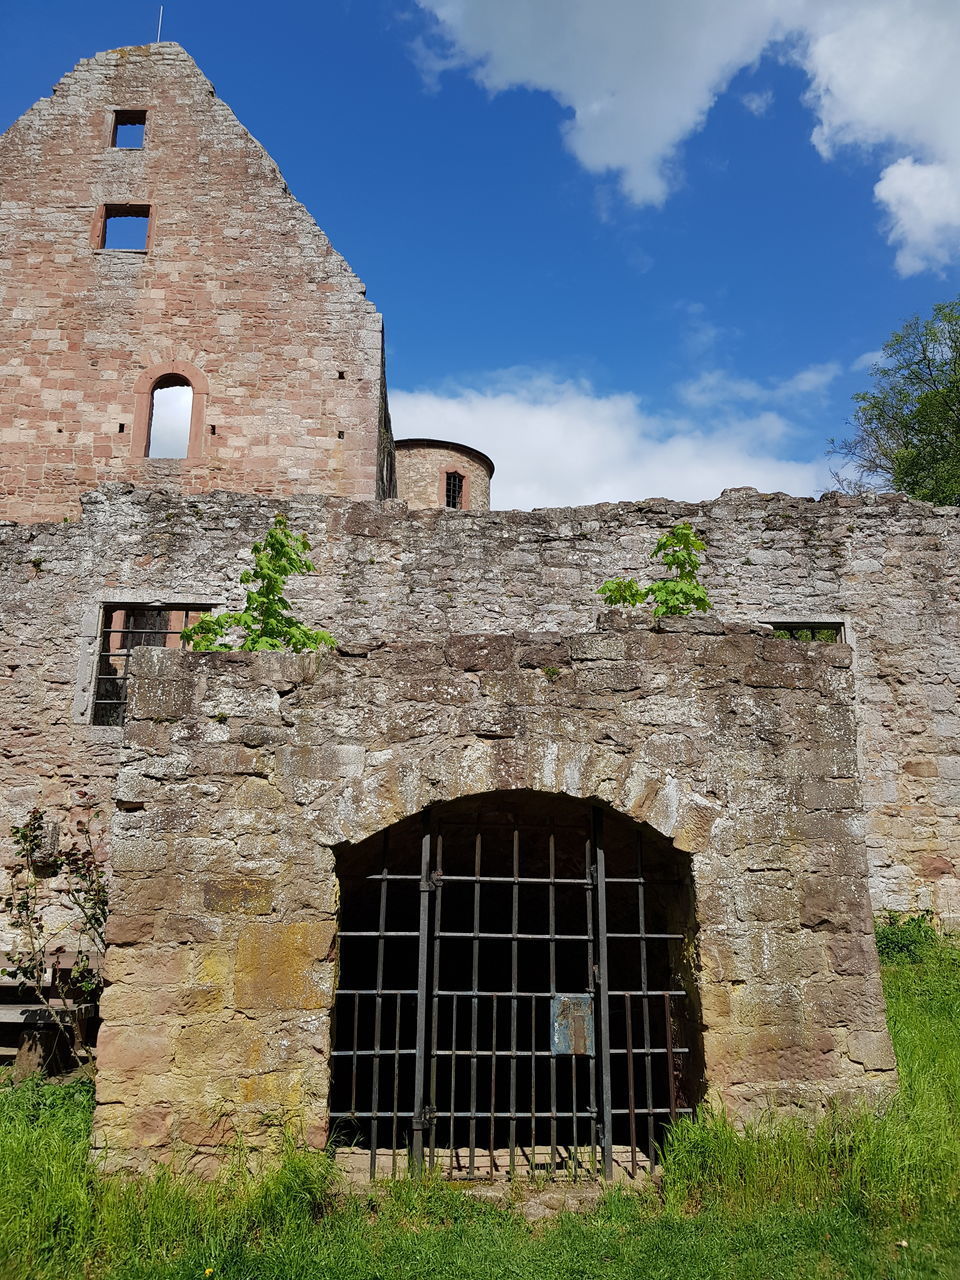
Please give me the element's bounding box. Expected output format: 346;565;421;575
1;483;957;936
94;620;893;1170
0;44;390;522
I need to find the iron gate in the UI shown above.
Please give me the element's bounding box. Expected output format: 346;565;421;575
330;797;692;1179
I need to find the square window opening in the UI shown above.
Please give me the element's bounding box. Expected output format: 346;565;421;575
101;205;151;252
111;110;146;148
770;621;845;643
91;604;211;726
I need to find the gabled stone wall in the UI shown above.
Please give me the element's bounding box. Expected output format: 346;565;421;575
94;616;893;1171
0;44;390;522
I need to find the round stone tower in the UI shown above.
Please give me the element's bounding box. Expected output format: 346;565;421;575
394;438;495;511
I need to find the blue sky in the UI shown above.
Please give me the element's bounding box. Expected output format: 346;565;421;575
3;0;960;507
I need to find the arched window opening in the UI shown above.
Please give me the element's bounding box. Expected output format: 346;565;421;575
147;374;193;458
330;792;700;1182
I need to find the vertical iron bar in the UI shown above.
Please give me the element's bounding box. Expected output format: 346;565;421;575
624;993;638;1178
530;994;537;1175
349;993;359;1120
664;992;678;1120
593;806;614;1180
449;992;458;1176
391;991;401;1178
584;829;598;1175
428;830;444;1172
637;833;655;1162
489;993;497;1180
548;832;558;1174
370;839;389;1180
509;826;519;1176
411;812;433;1173
468;830;481;1177
570;1054;578;1179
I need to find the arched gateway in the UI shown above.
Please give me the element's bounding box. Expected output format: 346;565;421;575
330;792;699;1180
94;629;896;1176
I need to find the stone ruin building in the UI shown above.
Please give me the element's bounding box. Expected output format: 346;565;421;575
1;42;956;1178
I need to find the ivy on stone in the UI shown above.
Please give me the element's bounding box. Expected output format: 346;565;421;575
182;514;336;653
597;522;712;617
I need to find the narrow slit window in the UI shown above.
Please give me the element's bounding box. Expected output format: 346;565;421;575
147;375;193;458
445;471;464;509
770;622;844;643
91;605;210;726
101;204;151;251
111;110;146;148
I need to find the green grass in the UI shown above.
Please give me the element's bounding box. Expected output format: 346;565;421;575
2;936;959;1279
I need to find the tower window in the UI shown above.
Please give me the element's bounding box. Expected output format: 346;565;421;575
111;110;146;148
101;205;151;252
445;472;464;509
92;605;210;726
147;375;193;457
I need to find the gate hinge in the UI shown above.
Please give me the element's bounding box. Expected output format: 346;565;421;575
421;870;443;893
412;1106;437;1130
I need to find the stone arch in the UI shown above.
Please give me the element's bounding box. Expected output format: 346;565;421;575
130;359;210;458
312;735;721;860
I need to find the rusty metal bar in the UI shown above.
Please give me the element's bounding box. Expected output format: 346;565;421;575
410;813;433;1173
624;993;638;1178
593;806;613;1180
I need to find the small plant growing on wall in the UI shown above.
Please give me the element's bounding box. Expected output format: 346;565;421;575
3;803;108;1047
597;522;712;617
181;513;336;652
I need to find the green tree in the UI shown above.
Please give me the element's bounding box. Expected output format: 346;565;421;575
831;297;960;504
182;514;336;652
598;522;712;617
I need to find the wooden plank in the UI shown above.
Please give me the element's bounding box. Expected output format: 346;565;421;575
0;1004;93;1024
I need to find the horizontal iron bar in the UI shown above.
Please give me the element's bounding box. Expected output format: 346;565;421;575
331;1049;419;1057
434;931;593;940
333;1109;602;1120
608;1046;689;1056
605;933;685;940
609;990;687;997
429;875;592;885
335;989;419;997
339;931;421;939
336;988;687;998
611;1107;693;1116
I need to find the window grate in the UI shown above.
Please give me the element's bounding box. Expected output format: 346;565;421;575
770;622;844;643
91;604;209;726
330;799;695;1182
445;472;464;509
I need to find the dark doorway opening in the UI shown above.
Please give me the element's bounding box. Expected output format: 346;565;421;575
329;792;699;1180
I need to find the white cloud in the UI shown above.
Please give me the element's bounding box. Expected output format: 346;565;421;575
415;0;960;274
391;370;828;509
850;349;884;372
678;361;840;408
741;89;774;117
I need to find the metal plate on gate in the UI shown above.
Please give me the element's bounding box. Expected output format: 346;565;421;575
551;994;594;1055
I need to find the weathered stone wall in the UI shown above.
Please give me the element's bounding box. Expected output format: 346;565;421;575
395;439;493;510
0;44;391;522
94;620;893;1170
1;483;956;935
